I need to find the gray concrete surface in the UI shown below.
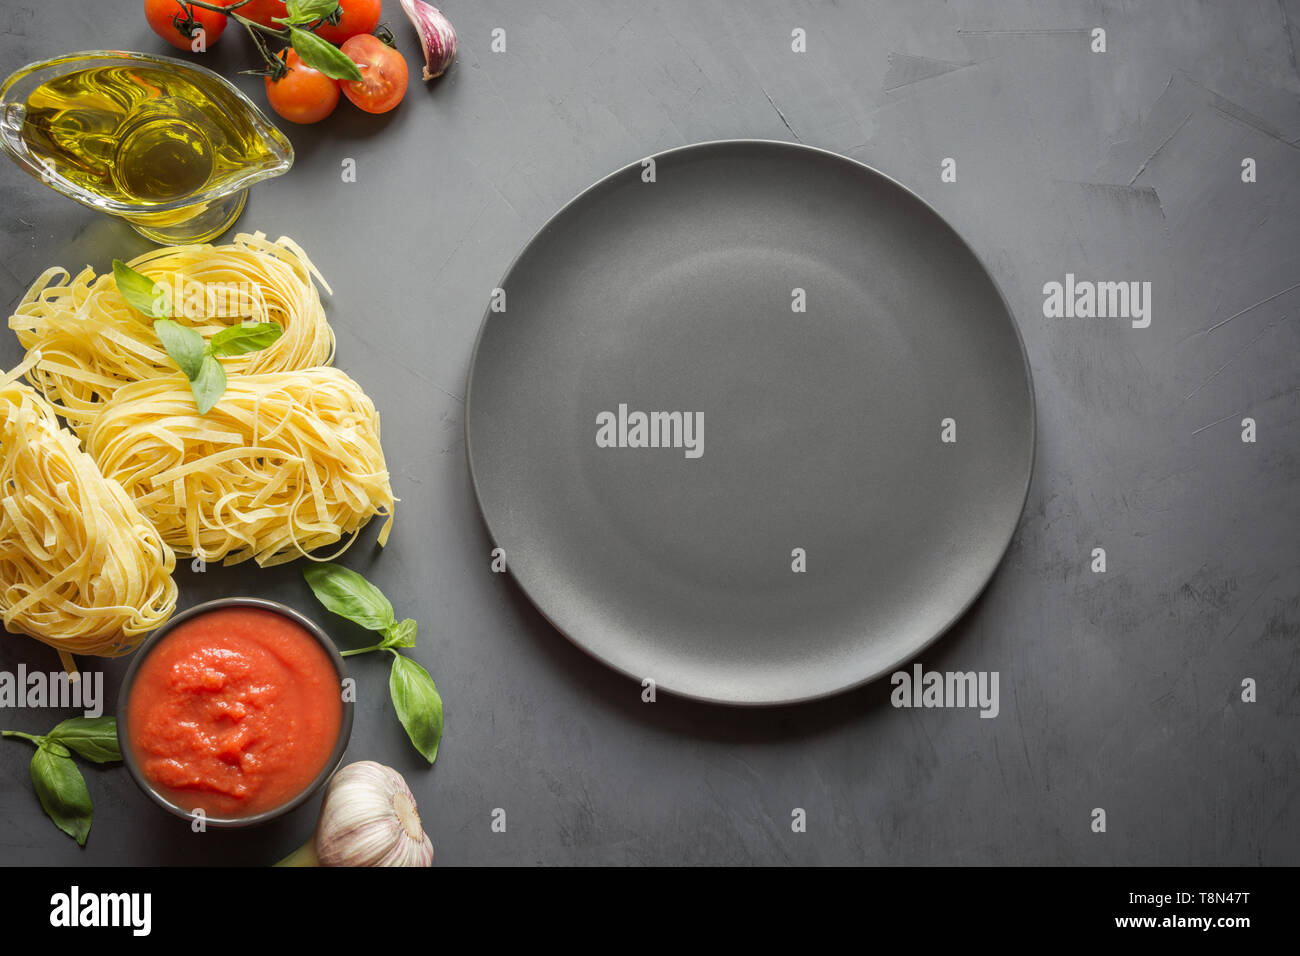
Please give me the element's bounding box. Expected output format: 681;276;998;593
0;0;1297;865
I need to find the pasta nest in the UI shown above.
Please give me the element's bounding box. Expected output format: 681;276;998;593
9;232;335;436
0;372;177;668
86;367;395;568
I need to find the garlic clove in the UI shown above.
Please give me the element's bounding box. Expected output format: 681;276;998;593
314;760;434;867
400;0;458;81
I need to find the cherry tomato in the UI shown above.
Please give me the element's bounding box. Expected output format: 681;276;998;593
144;0;233;51
237;0;289;29
339;34;408;114
314;0;382;44
264;50;341;124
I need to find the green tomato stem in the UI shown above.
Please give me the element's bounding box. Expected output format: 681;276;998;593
232;12;289;35
184;0;254;15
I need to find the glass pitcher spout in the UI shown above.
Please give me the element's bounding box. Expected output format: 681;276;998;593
0;50;293;244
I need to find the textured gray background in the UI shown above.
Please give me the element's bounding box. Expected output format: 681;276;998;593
1;0;1297;865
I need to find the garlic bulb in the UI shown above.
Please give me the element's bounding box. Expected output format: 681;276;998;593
400;0;458;81
314;761;433;867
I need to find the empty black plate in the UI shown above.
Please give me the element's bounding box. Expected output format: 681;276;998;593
466;140;1035;705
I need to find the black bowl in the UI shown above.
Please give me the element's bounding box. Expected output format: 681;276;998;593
116;597;353;828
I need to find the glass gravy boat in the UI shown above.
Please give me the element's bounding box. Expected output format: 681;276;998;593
0;50;292;244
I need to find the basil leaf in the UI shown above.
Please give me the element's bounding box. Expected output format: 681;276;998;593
291;27;363;80
209;321;283;357
389;654;443;764
282;0;339;24
382;618;418;649
191;354;227;415
31;747;93;846
154;319;206;380
46;716;121;764
113;260;169;318
303;563;397;632
41;739;71;759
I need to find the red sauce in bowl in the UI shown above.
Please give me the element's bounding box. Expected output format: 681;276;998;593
125;605;343;819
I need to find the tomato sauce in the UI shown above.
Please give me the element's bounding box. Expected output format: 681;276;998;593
126;606;342;818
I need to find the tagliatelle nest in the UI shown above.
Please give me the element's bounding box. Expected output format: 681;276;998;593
85;367;395;568
9;232;336;436
0;363;177;672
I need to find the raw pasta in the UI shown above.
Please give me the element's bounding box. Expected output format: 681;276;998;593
0;358;177;672
9;232;335;434
86;367;395;568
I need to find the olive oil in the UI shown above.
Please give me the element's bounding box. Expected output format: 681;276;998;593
19;64;281;207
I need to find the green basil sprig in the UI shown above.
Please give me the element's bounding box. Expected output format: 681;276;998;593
290;27;363;81
44;716;122;764
112;260;283;415
2;716;121;846
304;564;443;764
229;0;357;82
112;258;170;318
280;0;342;25
389;655;443;764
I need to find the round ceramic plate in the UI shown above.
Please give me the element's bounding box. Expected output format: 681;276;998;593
465;140;1035;705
